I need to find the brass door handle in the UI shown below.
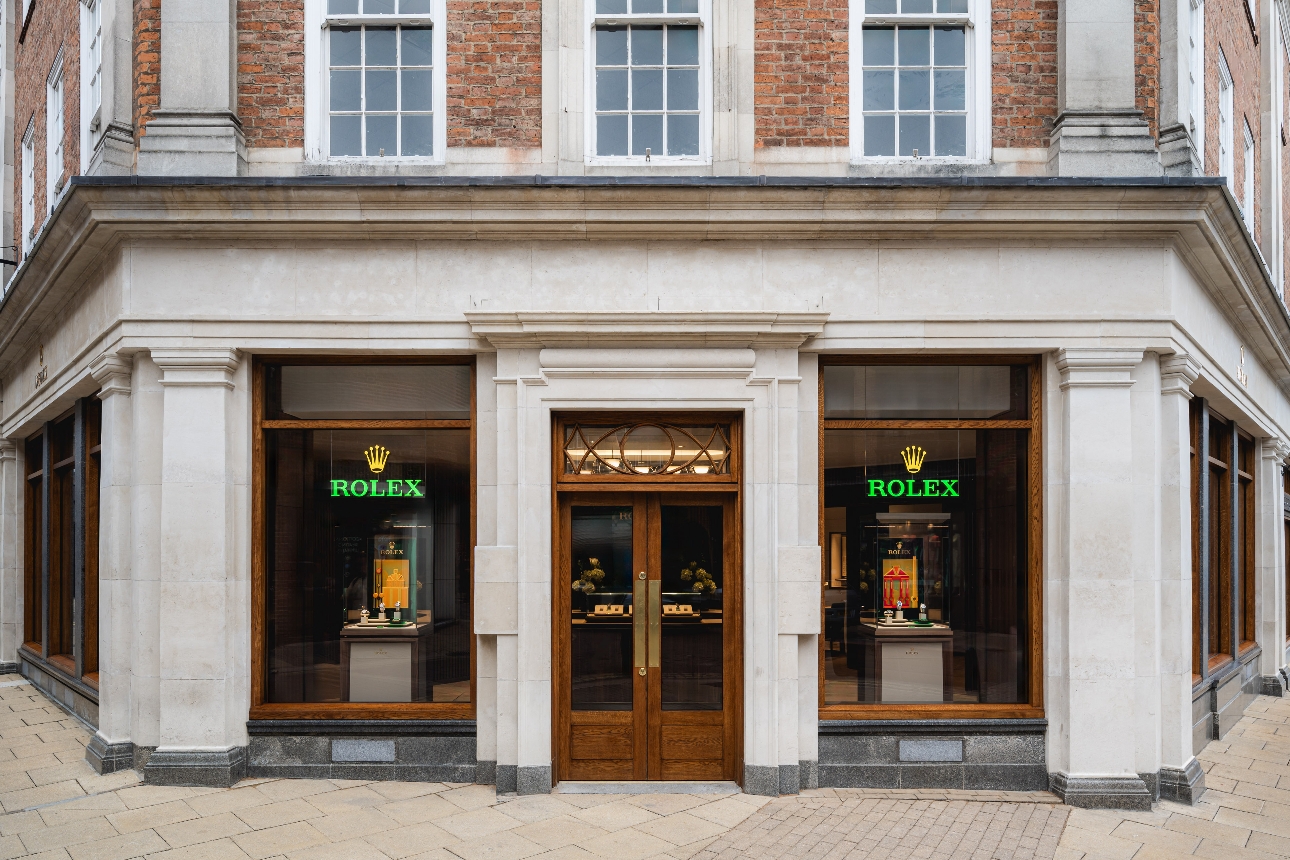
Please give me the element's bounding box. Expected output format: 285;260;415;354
633;572;646;668
648;580;661;668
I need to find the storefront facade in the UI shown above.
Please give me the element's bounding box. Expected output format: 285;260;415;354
0;178;1287;809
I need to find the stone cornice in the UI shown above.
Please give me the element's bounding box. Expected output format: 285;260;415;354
0;178;1287;390
468;312;828;349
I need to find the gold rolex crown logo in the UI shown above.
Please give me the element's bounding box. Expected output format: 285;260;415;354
900;445;927;474
364;445;390;474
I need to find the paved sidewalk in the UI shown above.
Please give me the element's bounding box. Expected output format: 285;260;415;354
0;669;1287;860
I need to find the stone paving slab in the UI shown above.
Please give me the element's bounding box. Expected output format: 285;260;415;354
0;673;1287;860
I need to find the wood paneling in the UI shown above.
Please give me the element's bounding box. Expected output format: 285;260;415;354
571;723;635;760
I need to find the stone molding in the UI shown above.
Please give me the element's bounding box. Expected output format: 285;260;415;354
1049;772;1154;810
468;313;828;350
0;441;15;461
1160;353;1201;398
89;353;133;398
149;348;240;389
85;733;135;775
1156;758;1205;804
1261;436;1290;462
143;746;247;787
1055;348;1145;389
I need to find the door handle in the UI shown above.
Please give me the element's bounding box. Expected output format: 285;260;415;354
633;572;646;669
648;580;661;668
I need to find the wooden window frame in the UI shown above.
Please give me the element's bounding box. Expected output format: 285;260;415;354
1191;398;1255;688
20;397;102;696
250;355;476;721
817;355;1044;720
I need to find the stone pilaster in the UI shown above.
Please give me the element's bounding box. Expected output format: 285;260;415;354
143;348;249;787
0;440;20;670
1049;348;1154;809
1048;0;1162;176
1157;0;1202;176
1257;437;1290;695
85;353;136;774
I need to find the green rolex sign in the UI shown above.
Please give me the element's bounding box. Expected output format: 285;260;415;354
866;478;959;498
330;479;426;498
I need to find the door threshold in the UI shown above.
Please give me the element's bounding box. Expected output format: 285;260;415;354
556;781;741;795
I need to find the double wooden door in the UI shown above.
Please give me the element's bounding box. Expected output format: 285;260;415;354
556;492;740;782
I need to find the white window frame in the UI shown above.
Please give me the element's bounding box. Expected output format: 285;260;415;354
1189;0;1204;159
46;53;65;213
584;0;713;167
81;0;104;169
21;122;34;256
1242;118;1255;226
849;0;990;163
303;0;447;164
1219;50;1234;190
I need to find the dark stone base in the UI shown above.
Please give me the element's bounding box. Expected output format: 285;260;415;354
85;733;135;775
744;764;780;797
1050;773;1152;810
1261;675;1287;697
799;759;819;791
778;764;800;795
246;720;476;782
0;662;20;675
497;765;517;794
476;760;497;785
20;657;98;727
144;747;247;787
517;766;551;795
1157;759;1205;805
134;746;157;771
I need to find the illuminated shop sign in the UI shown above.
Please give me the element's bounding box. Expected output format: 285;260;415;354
328;444;427;498
864;445;960;497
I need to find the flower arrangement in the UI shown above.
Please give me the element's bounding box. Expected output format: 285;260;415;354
573;558;606;594
680;561;716;594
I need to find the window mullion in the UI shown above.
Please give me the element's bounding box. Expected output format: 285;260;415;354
40;422;50;660
1230;420;1240;659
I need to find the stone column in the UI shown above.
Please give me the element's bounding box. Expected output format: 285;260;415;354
143;348;249;787
1156;354;1204;802
1157;0;1202;174
1257;438;1289;694
131;354;164;764
136;0;245;175
1050;348;1154;809
84;353;136;774
1048;0;1161;176
0;439;20;667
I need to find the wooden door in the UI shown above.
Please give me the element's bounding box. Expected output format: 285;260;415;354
557;492;739;782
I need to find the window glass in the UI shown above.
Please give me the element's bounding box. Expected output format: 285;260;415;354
823;428;1029;704
822;365;1027;419
265;428;471;704
594;24;701;156
328;24;434;157
269;365;471;420
862;23;967;157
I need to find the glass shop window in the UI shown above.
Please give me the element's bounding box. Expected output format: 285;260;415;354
261;363;472;707
821;362;1036;709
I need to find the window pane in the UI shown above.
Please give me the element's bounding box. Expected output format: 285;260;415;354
863;114;895;156
570;506;635;710
597;26;628;66
597;0;628;11
331;28;362;67
935;26;966;66
402;114;434;156
633;113;664;155
633;68;664;111
364;0;395;12
866;0;897;12
330;70;362;111
660;505;724;710
265;428;471;705
863;70;895;111
822;365;1028;420
366;27;397;66
331;115;362;155
366;114;397;156
329;0;358;13
899;69;930;110
668;26;699;66
863;27;895;66
934;69;965;111
597;69;629;111
667;69;699;110
367;69;397;111
902;0;933;11
402;69;433;111
399;0;430;11
403;27;433;66
822;427;1029;705
937;0;968;11
632;26;664;66
273;365;472;419
900;114;930;155
598;114;629;155
668;113;700;155
668;0;698;11
634;0;665;11
935;113;967;156
898;27;930;66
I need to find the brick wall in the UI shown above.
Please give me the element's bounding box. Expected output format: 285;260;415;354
1135;0;1159;137
238;0;305;148
135;0;160;135
1205;0;1260;240
753;0;848;147
14;0;80;251
445;0;542;148
991;0;1057;149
